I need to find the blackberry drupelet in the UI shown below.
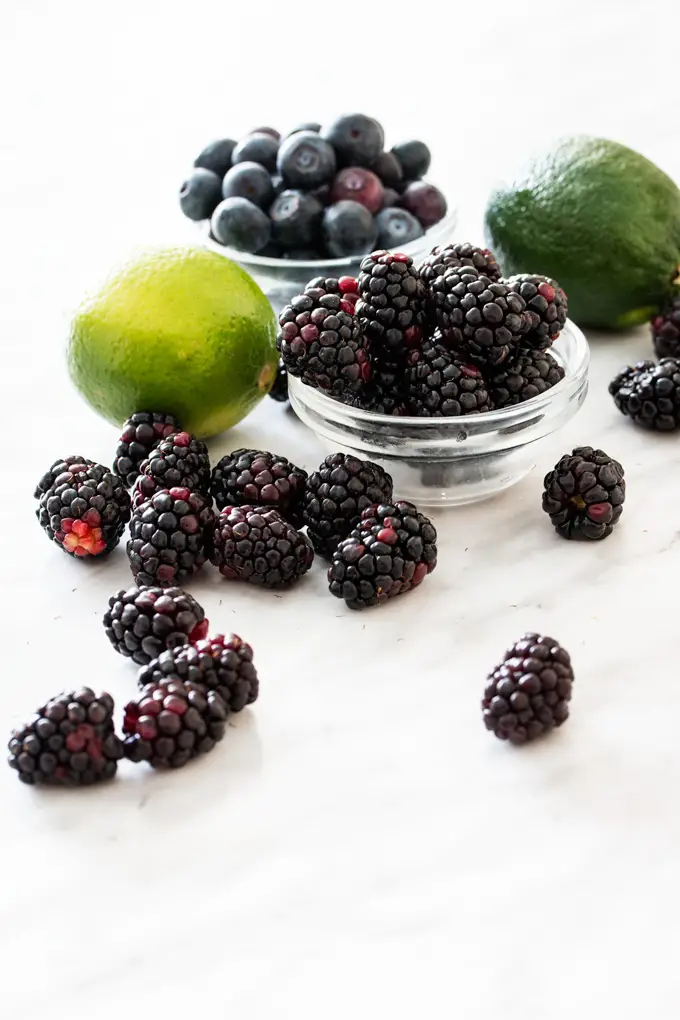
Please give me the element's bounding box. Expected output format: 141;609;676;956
132;431;211;508
138;634;258;713
356;250;427;358
505;274;568;350
403;341;492;416
418;242;502;286
34;455;94;499
609;358;680;430
211;449;307;527
489;348;565;408
113;411;182;487
482;633;574;745
37;462;131;557
651;293;680;359
329;500;437;610
427;266;526;366
302;453;394;558
122;679;228;769
209;505;314;588
127;487;215;586
103;585;209;665
8;688;123;786
361;360;408;415
269;360;289;403
542;446;625;540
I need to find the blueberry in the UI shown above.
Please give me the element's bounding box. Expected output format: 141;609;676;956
269;190;323;249
232;132;279;173
322;114;384;168
381;188;400;209
322;200;377;258
286;122;321;137
399;181;447;228
371;151;403;188
179;168;222;221
194;138;236;178
375;208;424;249
390;141;431;181
210;197;271;253
222;161;274;209
277;131;336;188
251;126;281;140
330;167;384;213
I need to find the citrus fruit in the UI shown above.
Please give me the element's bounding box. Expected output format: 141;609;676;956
67;246;277;438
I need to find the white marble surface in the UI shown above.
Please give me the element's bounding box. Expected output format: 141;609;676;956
3;1;680;1016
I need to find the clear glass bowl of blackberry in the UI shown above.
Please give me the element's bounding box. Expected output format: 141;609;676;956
288;319;589;507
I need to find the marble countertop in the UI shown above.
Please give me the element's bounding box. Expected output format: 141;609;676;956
3;1;680;1016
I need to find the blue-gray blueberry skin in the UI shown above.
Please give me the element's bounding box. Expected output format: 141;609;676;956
277;131;337;189
269;190;323;249
231;132;279;174
221;161;274;209
210;197;271;253
323;200;377;258
322;114;385;168
375;207;424;249
193;138;236;178
390;140;431;180
179;168;222;221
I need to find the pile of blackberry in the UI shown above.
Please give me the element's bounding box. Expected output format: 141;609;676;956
114;412;182;487
303;453;394;557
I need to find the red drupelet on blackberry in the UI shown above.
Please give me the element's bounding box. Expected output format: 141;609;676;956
103;585;209;665
37;461;131;557
132;431;211;508
137;634;258;713
122;679;228;769
403;341;492;416
489;348;565;408
542;446;625;541
505;274;568;350
355;250;428;359
113;411;183;487
127;487;215;586
418;242;502;286
210;448;307;525
209;504;314;588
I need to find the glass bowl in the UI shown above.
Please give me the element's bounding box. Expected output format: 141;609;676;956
288;320;589;507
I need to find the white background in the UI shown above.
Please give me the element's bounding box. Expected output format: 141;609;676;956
2;1;680;1017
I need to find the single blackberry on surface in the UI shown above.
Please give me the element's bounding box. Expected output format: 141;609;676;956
127;488;215;586
209;505;314;588
8;688;123;786
103;585;209;665
113;412;183;487
482;633;574;745
609;357;680;430
138;634;258;713
652;293;680;359
356;250;428;358
504;274;568;350
34;455;95;499
122;679;228;769
303;453;394;558
418;242;502;286
329;500;437;610
403;341;493;416
37;462;131;557
210;449;307;527
269;360;289;403
489;348;565;408
427;266;526;366
132;432;211;508
542;446;625;541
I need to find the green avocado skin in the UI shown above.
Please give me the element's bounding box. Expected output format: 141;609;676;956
484;136;680;330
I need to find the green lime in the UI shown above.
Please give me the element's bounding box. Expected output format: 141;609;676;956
484;136;680;329
67;246;277;438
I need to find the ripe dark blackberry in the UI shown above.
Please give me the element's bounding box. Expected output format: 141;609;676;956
34;455;95;499
360;360;408;415
403;341;492;416
8;688;123;786
210;449;307;529
427;266;526;366
127;487;215;586
209;505;314;588
356;250;428;358
329;500;437;610
37;462;131;557
269;360;289;403
609;357;680;430
132;431;211;508
482;633;574;745
418;242;502;286
122;679;228;769
489;348;565;408
505;274;568;350
137;634;258;713
302;453;394;558
276;277;371;397
103;585;209;665
652;293;680;358
113;411;182;487
542;446;625;541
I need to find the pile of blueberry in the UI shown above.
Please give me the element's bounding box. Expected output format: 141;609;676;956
179;114;448;259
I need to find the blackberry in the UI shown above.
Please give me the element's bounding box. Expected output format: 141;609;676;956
356;250;427;358
122;679;228;769
329;500;437;610
489;348;565;408
127;488;215;586
427;266;526;366
302;453;394;558
505;274;568;350
103;585;209;665
209;505;314;588
34;455;95;499
542;446;625;541
137;634;258;713
651;293;680;359
113;411;182;487
482;634;574;745
277;279;371;397
269;360;289;403
210;449;307;526
361;360;408;415
8;688;123;786
132;431;210;508
609;357;680;430
37;462;131;557
418;242;502;286
403;342;492;416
